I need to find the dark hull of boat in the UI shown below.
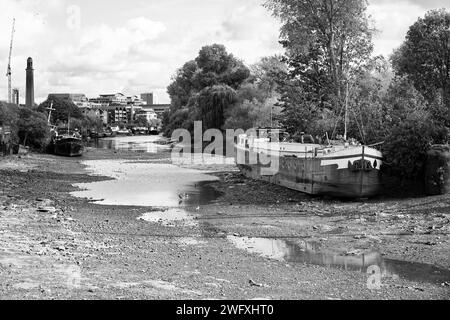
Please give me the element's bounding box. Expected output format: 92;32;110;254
54;140;84;157
236;147;381;198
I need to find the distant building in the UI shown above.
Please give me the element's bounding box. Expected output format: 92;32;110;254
127;95;145;106
99;105;128;124
141;93;154;106
136;108;158;123
96;93;128;106
12;89;19;106
140;92;170;117
73;92;169;125
48;93;89;107
150;104;170;116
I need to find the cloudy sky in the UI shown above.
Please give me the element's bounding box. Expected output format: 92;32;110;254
0;0;448;104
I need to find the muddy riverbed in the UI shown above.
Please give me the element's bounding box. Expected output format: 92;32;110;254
0;136;449;300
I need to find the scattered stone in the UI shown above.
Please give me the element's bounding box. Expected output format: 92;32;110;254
344;249;365;256
366;235;382;242
249;279;263;287
37;206;57;213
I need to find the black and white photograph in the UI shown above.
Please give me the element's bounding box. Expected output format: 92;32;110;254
0;0;449;307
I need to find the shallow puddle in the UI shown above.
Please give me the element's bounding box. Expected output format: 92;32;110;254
228;236;450;285
72;159;221;207
138;209;197;227
89;135;169;154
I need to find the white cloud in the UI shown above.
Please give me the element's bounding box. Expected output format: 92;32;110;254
368;0;450;57
1;0;447;105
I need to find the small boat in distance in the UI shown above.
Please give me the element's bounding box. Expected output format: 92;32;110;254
116;128;132;136
131;126;149;135
53;128;84;157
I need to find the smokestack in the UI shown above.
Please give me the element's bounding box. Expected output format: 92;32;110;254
25;57;34;107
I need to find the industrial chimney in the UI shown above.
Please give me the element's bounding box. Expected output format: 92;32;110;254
25;57;34;107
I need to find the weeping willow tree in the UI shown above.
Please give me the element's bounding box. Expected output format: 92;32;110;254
165;44;250;136
198;85;237;130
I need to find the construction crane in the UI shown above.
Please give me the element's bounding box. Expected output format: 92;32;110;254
6;18;16;104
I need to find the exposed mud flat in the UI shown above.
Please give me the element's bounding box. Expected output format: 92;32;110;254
0;142;449;300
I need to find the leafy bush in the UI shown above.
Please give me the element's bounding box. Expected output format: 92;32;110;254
37;97;83;125
382;111;448;181
0;102;19;145
17;107;51;150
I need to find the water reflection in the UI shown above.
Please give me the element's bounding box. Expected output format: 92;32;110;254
228;236;450;285
72;160;221;207
90;136;168;154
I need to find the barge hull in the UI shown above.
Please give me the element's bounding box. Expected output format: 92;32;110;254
236;148;381;198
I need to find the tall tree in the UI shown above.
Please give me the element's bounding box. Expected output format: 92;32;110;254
264;0;375;137
199;85;237;130
391;9;450;126
17;107;50;149
0;102;19;145
224;55;287;130
164;44;250;135
391;9;450;99
167;60;199;113
264;0;374;105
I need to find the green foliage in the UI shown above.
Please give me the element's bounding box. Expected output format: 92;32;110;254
223;55;286;131
198;85;237;130
164;44;250;136
0;102;19;145
83;111;104;133
167;60;198;113
163;108;192;136
135;115;149;127
1;103;50;150
149;118;161;128
264;0;376;139
17;107;50;150
391;9;450;110
37;97;83;125
264;0;374;111
276;81;322;135
383;111;448;180
383;77;428;126
378;78;449;181
345;56;392;144
224;99;259;131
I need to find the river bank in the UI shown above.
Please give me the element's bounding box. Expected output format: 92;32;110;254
0;143;449;300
